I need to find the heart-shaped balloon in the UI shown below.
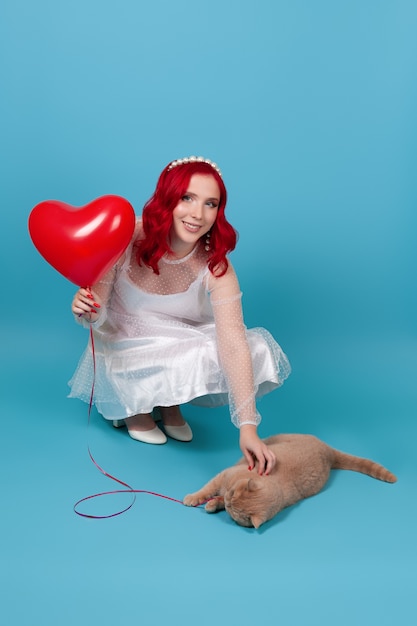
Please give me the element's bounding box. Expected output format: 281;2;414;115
28;195;136;286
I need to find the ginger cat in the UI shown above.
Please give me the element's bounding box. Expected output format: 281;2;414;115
183;434;397;528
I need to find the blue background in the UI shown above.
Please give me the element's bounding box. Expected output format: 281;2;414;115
1;1;416;624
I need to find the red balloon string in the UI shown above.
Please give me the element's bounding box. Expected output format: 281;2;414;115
73;325;194;519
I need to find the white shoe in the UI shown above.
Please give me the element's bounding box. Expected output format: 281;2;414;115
112;420;167;445
163;422;193;442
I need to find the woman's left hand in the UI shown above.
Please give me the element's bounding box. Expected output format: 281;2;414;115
239;424;276;476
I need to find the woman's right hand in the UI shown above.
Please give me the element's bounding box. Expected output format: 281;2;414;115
72;288;102;321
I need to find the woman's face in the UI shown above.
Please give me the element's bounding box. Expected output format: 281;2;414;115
170;174;220;257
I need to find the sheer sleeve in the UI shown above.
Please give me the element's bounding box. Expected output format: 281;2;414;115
74;263;117;329
74;219;142;329
207;263;261;428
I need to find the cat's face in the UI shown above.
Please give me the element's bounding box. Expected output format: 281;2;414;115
224;477;269;529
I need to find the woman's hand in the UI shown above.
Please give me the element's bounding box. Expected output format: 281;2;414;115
71;288;101;321
239;424;276;476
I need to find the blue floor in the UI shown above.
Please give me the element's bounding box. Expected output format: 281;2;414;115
2;319;415;626
2;2;416;623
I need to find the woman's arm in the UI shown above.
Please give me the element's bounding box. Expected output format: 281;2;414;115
72;219;141;328
208;263;276;475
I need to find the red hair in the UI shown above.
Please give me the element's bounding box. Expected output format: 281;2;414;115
136;161;237;276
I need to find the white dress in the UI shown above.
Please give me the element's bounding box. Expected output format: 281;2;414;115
68;221;290;426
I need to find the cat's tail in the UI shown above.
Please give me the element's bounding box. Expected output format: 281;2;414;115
331;450;397;483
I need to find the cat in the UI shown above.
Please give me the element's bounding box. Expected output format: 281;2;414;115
183;434;397;528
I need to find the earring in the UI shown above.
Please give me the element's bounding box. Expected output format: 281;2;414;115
205;231;211;252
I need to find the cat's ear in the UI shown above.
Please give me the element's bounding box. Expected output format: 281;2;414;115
251;513;266;529
247;478;261;492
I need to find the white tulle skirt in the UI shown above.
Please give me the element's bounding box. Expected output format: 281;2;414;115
68;322;290;421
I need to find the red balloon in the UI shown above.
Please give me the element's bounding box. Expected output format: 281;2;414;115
28;195;136;286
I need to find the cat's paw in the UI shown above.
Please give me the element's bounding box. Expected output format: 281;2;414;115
183;493;204;507
205;497;224;513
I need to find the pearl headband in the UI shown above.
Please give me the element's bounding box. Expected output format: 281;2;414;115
167;156;222;177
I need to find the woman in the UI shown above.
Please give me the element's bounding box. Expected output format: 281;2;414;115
69;156;290;475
